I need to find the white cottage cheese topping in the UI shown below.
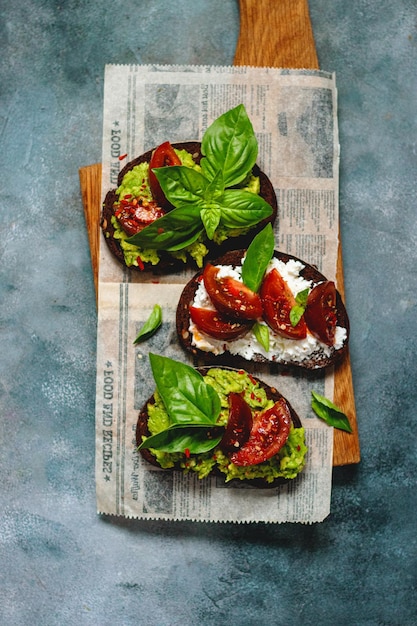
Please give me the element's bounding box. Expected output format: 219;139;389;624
190;257;347;365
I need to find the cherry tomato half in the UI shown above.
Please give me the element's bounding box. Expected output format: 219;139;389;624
304;281;337;346
230;397;291;466
203;264;263;321
115;198;165;236
220;392;253;453
149;141;181;209
259;268;307;339
189;306;252;341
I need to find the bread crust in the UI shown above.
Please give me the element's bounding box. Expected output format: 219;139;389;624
100;142;278;273
176;249;350;370
136;366;302;486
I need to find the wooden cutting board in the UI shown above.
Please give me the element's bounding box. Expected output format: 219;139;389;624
79;0;359;466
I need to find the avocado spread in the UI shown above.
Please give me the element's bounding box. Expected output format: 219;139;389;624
111;149;261;269
143;368;307;483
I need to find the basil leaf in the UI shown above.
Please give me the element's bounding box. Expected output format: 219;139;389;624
220;189;273;229
290;288;310;327
149;353;221;425
204;169;224;202
201;207;221;240
201;104;258;188
126;205;203;250
253;321;270;352
241;223;275;292
295;288;309;307
153;165;208;206
138;423;222;454
133;304;162;344
311;391;353;433
289;305;305;327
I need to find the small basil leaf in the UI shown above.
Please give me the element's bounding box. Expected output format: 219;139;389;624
295;288;309;307
253;322;270;352
133;304;162;344
149;353;221;425
204;169;224;203
201;104;258;188
289;288;310;327
201;206;221;240
153;165;208;206
289;305;305;327
138;423;223;454
241;223;275;292
220;189;273;229
126;205;203;250
311;391;353;433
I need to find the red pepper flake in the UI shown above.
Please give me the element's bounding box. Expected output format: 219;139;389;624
250;392;255;400
297;445;301;451
157;227;164;235
184;448;191;458
136;256;145;271
119;153;128;161
248;374;257;386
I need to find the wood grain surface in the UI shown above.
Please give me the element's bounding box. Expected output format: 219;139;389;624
79;0;359;465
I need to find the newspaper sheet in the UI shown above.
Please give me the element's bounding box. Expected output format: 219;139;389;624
95;64;339;523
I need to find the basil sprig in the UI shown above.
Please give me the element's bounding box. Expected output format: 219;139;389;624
138;354;223;454
126;104;273;251
290;288;309;327
133;304;162;344
311;391;353;433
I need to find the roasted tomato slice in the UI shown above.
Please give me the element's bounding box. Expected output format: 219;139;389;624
230;397;291;466
220;392;253;453
115;197;166;236
304;281;337;346
203;264;263;321
149;141;181;209
259;268;307;339
189;306;252;341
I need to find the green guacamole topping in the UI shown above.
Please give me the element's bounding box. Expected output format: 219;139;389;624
112;149;260;269
144;368;307;483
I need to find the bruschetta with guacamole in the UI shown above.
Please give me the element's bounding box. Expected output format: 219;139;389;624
101;105;277;272
136;354;307;485
176;225;349;370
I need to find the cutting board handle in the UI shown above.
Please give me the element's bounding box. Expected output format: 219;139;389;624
234;0;318;69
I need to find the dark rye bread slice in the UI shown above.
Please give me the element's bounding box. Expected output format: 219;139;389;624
101;141;278;274
136;366;303;486
176;249;350;370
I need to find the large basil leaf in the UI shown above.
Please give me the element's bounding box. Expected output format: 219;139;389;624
200;104;258;188
149;353;221;425
126;205;203;250
241;223;275;292
138;423;222;454
219;189;273;229
153;165;208;206
311;391;353;433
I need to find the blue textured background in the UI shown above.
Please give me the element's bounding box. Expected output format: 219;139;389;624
1;1;416;624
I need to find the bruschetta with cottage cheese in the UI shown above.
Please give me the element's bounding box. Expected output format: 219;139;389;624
176;244;349;370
